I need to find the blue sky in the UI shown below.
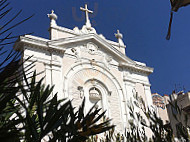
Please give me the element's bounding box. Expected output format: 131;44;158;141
6;0;190;95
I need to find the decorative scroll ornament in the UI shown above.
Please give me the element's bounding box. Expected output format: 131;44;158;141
71;47;81;61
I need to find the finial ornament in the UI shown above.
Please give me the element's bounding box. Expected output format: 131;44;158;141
80;4;93;28
115;30;124;46
48;10;58;27
115;30;123;39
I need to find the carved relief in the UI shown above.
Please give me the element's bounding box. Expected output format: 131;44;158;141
89;87;101;100
80;42;104;58
87;42;98;55
105;55;112;63
69;42;114;69
104;55;112;68
71;47;81;61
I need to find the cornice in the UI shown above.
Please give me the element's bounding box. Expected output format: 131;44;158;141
119;62;153;75
49;25;79;36
106;39;126;48
14;35;65;54
124;78;151;87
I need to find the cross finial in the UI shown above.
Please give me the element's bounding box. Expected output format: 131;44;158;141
115;30;124;46
115;30;123;39
80;4;93;28
48;10;58;27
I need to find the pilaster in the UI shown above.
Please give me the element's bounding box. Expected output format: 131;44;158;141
144;84;153;107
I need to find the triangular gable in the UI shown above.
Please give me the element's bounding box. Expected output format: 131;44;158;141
48;33;136;65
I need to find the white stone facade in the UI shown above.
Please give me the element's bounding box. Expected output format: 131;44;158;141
14;6;153;133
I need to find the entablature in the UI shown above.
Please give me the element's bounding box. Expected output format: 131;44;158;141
14;35;65;54
119;62;153;75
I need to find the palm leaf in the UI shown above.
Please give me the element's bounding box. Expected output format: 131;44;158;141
166;0;190;40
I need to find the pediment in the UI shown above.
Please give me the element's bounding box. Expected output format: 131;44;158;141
15;34;153;75
48;33;136;65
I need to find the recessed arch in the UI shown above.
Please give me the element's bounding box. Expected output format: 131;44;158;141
63;62;127;132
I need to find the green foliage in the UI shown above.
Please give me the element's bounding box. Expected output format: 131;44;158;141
5;70;113;142
88;92;190;142
0;0;114;141
169;100;190;141
120;93;175;142
166;0;190;40
87;127;124;142
0;56;114;142
0;58;114;142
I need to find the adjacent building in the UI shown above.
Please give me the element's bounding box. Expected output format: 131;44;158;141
152;91;190;137
167;91;190;137
152;93;169;124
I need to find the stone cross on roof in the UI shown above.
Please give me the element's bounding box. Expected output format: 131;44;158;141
48;10;58;27
80;4;93;28
115;30;123;39
115;30;124;46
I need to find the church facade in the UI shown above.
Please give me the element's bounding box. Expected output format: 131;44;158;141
14;5;154;133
